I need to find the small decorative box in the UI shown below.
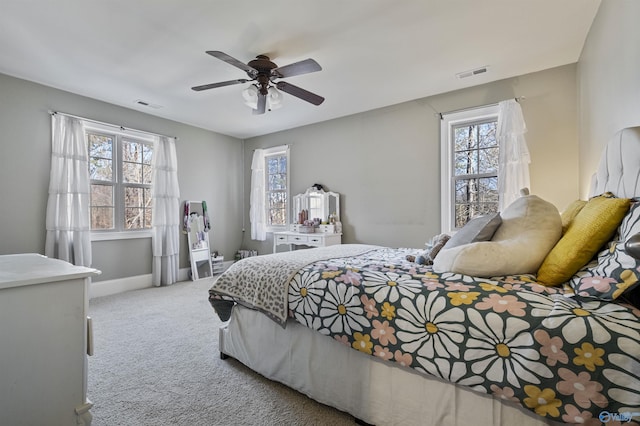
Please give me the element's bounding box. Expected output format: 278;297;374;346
299;225;316;234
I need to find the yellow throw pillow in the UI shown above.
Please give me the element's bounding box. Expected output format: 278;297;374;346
560;199;587;234
537;196;631;286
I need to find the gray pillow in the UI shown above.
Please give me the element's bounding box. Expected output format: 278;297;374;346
443;213;502;249
433;196;561;277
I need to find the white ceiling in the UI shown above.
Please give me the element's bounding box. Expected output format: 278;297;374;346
0;0;601;139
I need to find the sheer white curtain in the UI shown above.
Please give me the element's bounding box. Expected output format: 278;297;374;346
250;148;267;241
497;99;530;211
151;136;181;286
45;114;92;267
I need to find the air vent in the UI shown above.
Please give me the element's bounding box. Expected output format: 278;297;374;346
456;66;488;79
135;99;163;109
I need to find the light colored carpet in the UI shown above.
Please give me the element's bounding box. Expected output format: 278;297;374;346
88;278;356;426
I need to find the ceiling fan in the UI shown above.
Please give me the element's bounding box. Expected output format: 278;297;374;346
192;51;325;114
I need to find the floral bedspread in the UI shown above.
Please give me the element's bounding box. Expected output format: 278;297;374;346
283;247;640;425
210;244;379;324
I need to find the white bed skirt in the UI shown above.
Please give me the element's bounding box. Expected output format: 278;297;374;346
219;305;562;426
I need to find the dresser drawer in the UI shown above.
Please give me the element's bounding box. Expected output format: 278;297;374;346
273;231;342;253
288;235;309;244
307;235;324;245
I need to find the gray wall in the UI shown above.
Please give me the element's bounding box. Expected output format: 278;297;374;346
3;1;633;282
0;73;244;281
242;64;579;254
578;0;640;197
0;56;590;276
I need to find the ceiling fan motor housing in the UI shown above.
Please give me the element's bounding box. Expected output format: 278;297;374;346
248;55;277;95
247;55;277;72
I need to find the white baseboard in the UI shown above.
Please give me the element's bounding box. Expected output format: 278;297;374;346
90;263;232;299
90;274;152;299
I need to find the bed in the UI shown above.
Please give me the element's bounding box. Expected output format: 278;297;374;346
209;127;640;426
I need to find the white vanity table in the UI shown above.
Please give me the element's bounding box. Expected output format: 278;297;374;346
273;186;342;253
273;230;342;252
0;253;99;426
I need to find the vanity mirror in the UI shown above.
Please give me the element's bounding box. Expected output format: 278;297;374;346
273;186;342;253
292;186;340;227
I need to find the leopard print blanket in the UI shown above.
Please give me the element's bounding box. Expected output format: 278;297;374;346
210;244;380;325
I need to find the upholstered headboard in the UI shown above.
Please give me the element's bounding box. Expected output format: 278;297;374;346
590;126;640;198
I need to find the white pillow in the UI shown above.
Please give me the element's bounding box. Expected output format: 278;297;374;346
433;195;562;277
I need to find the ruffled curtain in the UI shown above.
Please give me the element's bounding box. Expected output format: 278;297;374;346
250;149;267;241
497;99;530;211
151;136;181;286
45;114;92;267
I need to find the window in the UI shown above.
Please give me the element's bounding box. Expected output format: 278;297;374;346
264;146;289;230
87;125;154;233
441;105;499;232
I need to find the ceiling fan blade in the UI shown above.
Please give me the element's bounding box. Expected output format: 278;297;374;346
272;58;322;79
276;81;325;106
253;94;267;115
191;79;248;91
206;51;258;77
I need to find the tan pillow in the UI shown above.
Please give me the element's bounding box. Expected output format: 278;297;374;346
560;199;587;234
537;196;631;286
433;195;562;277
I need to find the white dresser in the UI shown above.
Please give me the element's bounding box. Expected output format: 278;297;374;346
0;254;100;426
273;231;342;253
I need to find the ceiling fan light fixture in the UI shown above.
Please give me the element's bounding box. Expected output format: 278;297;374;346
267;86;283;110
242;85;259;109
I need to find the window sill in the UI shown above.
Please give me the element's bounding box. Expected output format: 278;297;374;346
91;231;152;241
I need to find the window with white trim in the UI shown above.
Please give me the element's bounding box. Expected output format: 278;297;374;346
264;146;289;231
87;125;154;232
441;105;499;233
